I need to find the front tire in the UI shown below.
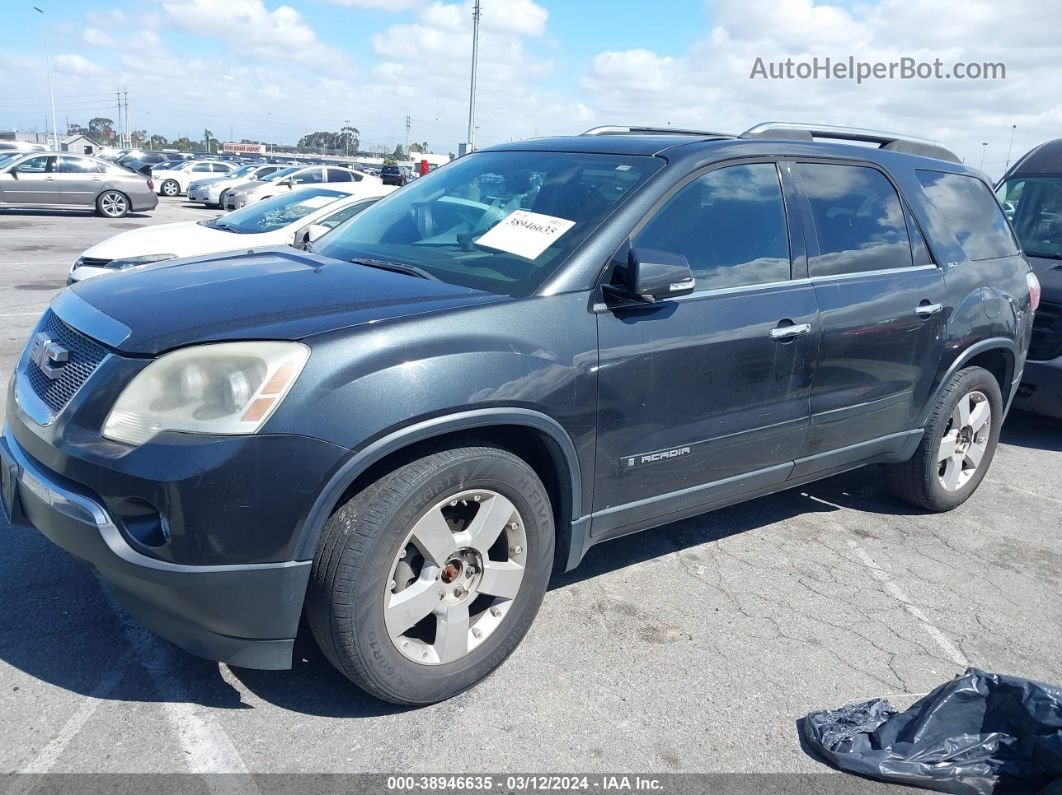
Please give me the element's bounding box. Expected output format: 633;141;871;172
885;366;1003;511
95;190;129;218
306;443;554;705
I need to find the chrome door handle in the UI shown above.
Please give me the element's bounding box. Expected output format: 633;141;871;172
769;323;812;340
915;303;943;317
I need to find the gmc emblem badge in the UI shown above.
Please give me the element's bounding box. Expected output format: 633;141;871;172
28;332;69;380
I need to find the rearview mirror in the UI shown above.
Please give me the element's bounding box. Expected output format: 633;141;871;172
613;248;695;303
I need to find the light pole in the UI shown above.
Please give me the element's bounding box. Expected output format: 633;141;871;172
267;111;272;155
979;142;988;171
344;119;350;157
465;0;481;153
33;6;60;151
1005;124;1017;171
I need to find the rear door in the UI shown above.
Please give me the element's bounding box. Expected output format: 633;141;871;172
594;160;818;530
56;155;103;206
791;160;945;471
1;155;58;204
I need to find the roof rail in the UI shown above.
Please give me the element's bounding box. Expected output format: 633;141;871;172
740;122;961;163
582;125;729;138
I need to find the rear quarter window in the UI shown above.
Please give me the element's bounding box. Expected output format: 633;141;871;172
916;170;1018;261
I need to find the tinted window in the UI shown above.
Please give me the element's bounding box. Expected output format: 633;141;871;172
58;156;101;173
292;169;323;184
917;171;1017;261
319;199;375;229
326;168;352;182
797;163;912;276
191;163;212;172
633;163;791;289
16;155;53;173
999;176;1062;258
210;163;230;172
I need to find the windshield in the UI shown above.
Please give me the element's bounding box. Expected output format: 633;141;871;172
225;164;255;179
263;167;299;182
0;153;20;169
315;150;662;296
200;187;347;234
998;177;1062;258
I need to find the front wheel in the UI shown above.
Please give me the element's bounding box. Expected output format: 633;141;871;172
885;366;1003;511
306;443;554;705
95;190;129;218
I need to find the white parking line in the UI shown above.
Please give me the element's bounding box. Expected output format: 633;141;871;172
18;650;134;776
806;494;970;669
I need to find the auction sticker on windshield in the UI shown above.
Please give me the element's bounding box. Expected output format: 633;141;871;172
477;210;576;260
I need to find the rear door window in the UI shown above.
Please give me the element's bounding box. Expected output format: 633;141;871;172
58;156;102;173
917;170;1018;260
326;168;353;182
796;162;913;276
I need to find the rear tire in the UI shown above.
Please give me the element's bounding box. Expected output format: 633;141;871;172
160;179;180;197
885;366;1002;511
95;190;129;218
306;443;554;705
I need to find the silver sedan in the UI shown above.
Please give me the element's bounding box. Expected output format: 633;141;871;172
0;151;158;217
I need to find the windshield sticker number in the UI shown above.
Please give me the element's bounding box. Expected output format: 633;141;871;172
477;210;576;260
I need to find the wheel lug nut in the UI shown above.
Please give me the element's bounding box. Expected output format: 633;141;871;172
389;579;396;590
471;627;482;639
490;606;501;617
474;495;482;502
510;545;523;555
509;522;518;530
450;500;458;507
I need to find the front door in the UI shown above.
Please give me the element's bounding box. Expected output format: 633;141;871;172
593;161;817;535
790;160;946;466
0;155;58;205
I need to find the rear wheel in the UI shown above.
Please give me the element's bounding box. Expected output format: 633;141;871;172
306;444;554;705
885;366;1002;511
160;179;180;197
95;190;129;218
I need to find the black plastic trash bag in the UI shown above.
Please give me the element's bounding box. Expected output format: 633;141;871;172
802;668;1062;794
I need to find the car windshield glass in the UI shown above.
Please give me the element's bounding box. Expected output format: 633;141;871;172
263;167;299;182
999;177;1062;258
227;165;255;179
200;188;347;233
315;150;663;296
0;153;19;169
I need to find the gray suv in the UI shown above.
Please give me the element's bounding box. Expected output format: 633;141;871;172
0;152;158;217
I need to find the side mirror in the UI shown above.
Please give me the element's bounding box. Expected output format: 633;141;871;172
609;248;695;304
296;224;330;249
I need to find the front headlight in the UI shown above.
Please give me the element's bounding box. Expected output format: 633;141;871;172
102;341;310;446
108;253;178;271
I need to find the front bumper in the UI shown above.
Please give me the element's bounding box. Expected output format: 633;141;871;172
226;194;249;210
1013;355;1062;418
1;429;311;669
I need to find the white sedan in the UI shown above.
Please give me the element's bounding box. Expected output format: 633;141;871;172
224;165;380;209
152;160;237;197
69;184;395;282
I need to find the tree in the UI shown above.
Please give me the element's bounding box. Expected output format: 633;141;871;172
67;122;88;136
409;141;429;154
339;125;360;156
88;117;114;141
131;129;149;147
149;133;169;149
203;128;215;152
173;137;193;152
392;144;405;159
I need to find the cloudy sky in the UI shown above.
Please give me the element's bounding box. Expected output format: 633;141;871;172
2;0;1059;178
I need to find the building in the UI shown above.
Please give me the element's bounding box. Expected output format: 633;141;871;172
60;134;101;155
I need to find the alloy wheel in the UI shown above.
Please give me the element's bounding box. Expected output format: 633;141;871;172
98;191;128;218
384;489;528;665
937;389;991;492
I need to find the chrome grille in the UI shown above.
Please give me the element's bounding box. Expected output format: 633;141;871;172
22;311;108;415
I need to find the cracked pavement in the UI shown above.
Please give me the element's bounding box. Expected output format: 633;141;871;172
1;202;1060;779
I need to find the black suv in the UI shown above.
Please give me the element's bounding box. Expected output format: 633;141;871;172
1;123;1035;705
997;139;1062;416
380;164;408;186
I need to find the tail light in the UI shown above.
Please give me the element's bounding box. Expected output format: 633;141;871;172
147;178;154;191
1027;271;1041;313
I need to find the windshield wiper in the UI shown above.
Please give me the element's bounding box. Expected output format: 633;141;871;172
1024;250;1062;261
349;257;439;281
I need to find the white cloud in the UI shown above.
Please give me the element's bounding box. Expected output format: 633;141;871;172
82;28;116;47
578;0;1062;178
318;0;421;8
162;0;351;70
54;54;105;76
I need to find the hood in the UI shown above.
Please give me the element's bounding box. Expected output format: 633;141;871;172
60;248;506;355
187;175;230;188
80;220;246;261
1028;255;1062;299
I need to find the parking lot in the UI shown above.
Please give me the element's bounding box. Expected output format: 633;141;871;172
1;199;1060;780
